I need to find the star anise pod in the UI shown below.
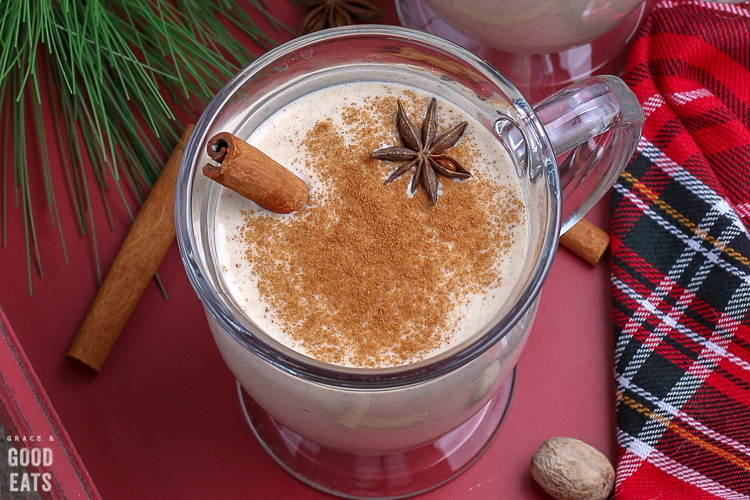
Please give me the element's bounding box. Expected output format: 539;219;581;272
293;0;384;36
371;98;471;205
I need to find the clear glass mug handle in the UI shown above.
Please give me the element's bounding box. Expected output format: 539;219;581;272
531;75;644;234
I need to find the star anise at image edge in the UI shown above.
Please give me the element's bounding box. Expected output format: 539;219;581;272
293;0;384;36
371;98;471;205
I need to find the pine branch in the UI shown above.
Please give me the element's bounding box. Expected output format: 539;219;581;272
0;0;284;294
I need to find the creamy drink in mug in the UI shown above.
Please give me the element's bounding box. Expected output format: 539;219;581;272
176;26;643;499
214;81;529;370
413;0;747;54
417;0;647;53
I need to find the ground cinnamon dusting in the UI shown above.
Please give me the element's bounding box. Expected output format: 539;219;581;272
236;94;524;367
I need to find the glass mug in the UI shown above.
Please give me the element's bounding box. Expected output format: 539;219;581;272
396;0;746;102
396;0;657;101
404;0;649;54
406;0;745;52
175;26;643;499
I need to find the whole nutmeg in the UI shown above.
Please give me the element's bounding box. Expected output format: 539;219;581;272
531;437;615;500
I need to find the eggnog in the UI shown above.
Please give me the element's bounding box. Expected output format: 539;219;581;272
421;0;645;53
212;81;528;369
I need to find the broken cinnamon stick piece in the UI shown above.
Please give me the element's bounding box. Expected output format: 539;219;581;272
202;132;308;213
68;124;195;372
559;217;610;266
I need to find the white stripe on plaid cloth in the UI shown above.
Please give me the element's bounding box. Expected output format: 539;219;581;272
640;89;712;119
617;376;750;458
737;203;750;219
617;431;750;500
641;94;666;118
612;183;750;282
667;88;713;106
613;274;750;372
637;137;750;236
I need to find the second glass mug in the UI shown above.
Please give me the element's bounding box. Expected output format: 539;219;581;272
406;0;746;54
175;26;643;499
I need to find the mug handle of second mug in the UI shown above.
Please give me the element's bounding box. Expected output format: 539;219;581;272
532;75;644;234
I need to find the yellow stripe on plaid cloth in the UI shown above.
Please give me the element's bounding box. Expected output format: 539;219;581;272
616;390;750;472
620;171;750;270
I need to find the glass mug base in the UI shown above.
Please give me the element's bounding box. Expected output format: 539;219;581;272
237;369;516;499
395;0;653;101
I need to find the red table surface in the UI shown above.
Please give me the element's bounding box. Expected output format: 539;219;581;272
0;2;617;499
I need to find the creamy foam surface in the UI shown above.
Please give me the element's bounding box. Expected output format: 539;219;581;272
213;82;528;367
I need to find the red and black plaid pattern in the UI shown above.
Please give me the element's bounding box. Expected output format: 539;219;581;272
612;1;750;498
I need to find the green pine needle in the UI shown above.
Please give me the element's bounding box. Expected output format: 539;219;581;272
0;0;284;294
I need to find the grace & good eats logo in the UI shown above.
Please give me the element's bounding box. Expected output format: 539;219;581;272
6;435;54;493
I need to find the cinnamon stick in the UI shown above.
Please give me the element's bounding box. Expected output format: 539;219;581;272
68;124;195;372
559;217;610;266
202;132;308;213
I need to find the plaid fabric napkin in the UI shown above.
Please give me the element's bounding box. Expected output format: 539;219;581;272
611;1;750;498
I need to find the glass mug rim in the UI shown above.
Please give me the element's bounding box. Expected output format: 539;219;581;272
175;25;562;389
